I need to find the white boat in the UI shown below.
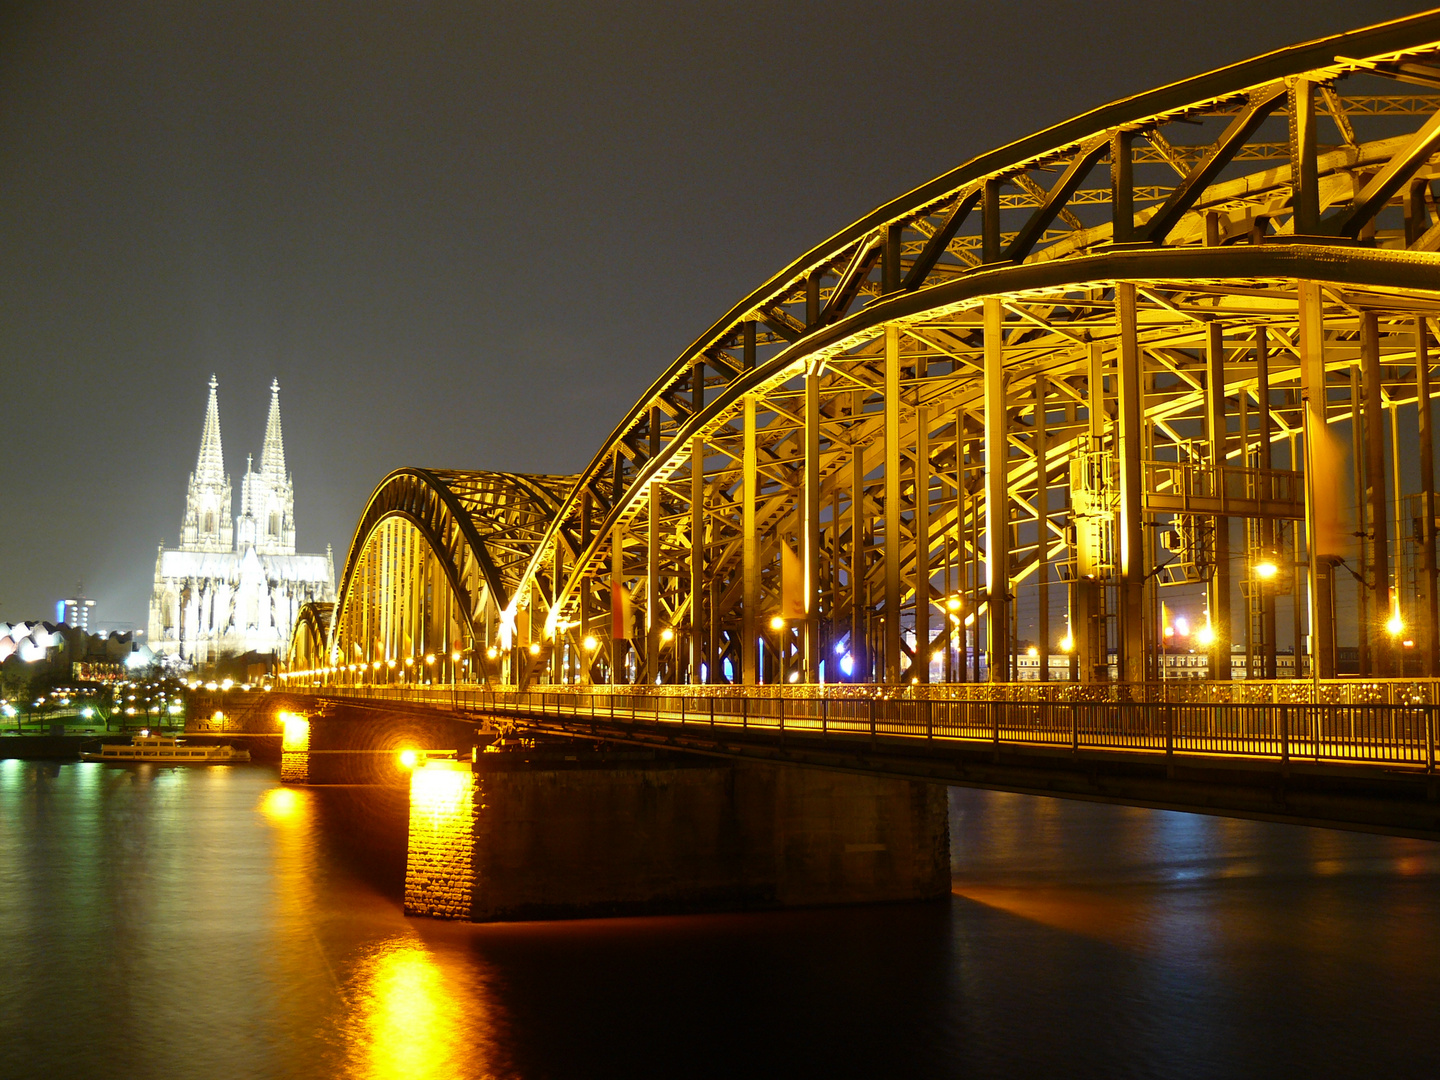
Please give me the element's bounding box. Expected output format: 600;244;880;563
81;733;251;764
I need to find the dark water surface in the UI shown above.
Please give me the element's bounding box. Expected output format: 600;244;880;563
2;760;1438;1079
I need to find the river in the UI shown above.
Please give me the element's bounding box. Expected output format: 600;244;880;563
1;759;1437;1079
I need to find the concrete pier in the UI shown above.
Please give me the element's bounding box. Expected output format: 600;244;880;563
404;752;950;922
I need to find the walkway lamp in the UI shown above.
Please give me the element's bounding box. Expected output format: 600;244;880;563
583;635;598;653
1254;560;1279;581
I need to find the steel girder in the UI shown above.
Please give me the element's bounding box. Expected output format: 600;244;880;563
310;11;1440;687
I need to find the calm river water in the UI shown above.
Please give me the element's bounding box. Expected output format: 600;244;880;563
1;759;1438;1079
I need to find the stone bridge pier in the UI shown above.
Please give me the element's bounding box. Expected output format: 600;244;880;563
404;747;950;922
258;695;949;923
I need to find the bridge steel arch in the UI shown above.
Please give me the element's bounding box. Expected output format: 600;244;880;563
299;10;1440;693
325;468;574;684
286;601;334;672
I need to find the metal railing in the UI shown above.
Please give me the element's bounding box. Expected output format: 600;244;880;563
278;682;1440;773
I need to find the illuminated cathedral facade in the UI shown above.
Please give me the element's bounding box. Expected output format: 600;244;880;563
148;377;335;666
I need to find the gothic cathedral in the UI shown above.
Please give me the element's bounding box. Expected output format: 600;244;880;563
148;377;335;666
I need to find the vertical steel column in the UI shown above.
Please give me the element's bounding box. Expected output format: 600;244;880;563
804;361;822;682
647;406;662;682
1299;281;1336;679
742;390;758;685
1351;363;1370;676
1288;78;1319;236
1036;375;1050;681
1116;283;1146;686
1362;312;1391;675
1207;320;1232;681
851;395;867;681
884;324;902;682
982;179;1001;264
611;448;627;684
1256;328;1278;680
984;298;1010;681
691;357;705;683
1417;318;1439;677
915;359;931;683
1110;131;1134;244
1075;340;1106;682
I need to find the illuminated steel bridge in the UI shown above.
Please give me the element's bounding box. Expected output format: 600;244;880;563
289;11;1440;709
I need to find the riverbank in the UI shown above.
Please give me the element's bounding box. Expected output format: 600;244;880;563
0;733;128;759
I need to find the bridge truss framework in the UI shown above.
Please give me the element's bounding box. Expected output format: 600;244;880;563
287;12;1440;698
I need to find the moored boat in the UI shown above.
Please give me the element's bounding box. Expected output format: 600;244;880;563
80;733;251;764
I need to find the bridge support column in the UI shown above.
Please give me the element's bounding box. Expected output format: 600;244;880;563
1299;281;1337;679
804;360;822;683
1117;283;1147;686
884;324;902;682
983;298;1010;681
1206;318;1232;682
403;754;950;922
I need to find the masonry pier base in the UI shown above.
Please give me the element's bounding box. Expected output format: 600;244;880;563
404;751;950;922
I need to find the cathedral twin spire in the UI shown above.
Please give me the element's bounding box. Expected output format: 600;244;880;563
180;376;296;556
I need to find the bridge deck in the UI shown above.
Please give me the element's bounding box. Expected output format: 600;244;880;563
286;684;1440;773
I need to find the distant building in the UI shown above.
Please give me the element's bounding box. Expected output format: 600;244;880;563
56;590;95;633
0;621;155;679
148;377;334;667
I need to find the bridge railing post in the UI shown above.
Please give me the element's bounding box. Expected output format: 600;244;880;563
1281;704;1290;772
822;694;828;738
1070;703;1079;755
869;697;877;747
992;700;1000;751
743;696;748;730
926;698;933;741
1428;706;1436;775
709;695;715;728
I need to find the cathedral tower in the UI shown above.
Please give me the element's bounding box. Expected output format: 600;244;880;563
179;376;234;552
237;379;296;555
150;375;334;667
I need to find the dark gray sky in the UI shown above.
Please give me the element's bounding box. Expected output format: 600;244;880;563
0;0;1421;628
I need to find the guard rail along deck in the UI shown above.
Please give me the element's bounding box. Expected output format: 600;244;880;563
285;682;1440;776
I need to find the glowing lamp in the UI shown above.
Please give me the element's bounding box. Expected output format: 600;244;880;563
1387;612;1404;636
1197;624;1216;647
659;627;674;643
398;749;419;769
404;656;414;667
946;597;962;612
583;635;598;652
450;652;461;663
487;647;499;659
1059;634;1074;653
769;616;786;631
1254;561;1278;580
528;642;541;656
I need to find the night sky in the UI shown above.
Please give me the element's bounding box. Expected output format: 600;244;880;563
0;0;1420;630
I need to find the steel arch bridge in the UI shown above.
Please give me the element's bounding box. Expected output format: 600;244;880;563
291;11;1440;696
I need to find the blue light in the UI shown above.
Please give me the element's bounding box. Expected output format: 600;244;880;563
839;654;854;676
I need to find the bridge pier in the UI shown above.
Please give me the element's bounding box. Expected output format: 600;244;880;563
404;751;950;922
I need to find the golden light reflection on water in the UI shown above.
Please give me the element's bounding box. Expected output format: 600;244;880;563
344;938;495;1080
256;779;504;1079
261;785;303;822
